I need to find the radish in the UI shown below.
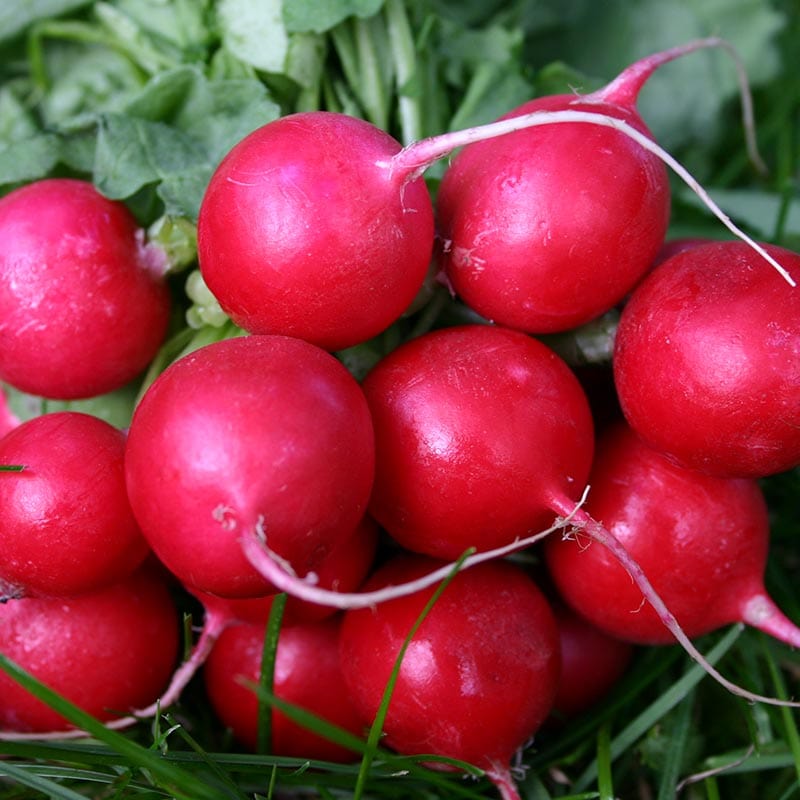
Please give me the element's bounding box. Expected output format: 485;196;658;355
197;111;435;352
204;615;364;762
550;602;634;719
124;334;375;599
196;39;787;354
544;421;800;647
338;554;561;800
0;385;19;438
613;241;800;478
0;411;150;600
0;565;179;734
433;39;769;334
0;179;171;400
361;324;595;559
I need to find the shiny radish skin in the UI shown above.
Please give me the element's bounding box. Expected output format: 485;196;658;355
0;566;179;733
436;93;669;334
197;111;435;352
0;412;150;600
0;179;171;400
125;335;375;599
339;555;561;800
362;324;594;559
545;422;800;647
614;241;800;478
204;616;364;762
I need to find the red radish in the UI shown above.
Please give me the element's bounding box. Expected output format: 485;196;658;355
124;334;375;599
361;324;595;559
197;111;435;351
551;602;634;719
0;411;150;600
613;241;800;478
204;615;364;761
0;179;171;400
433;39;783;334
338;554;561;800
0;565;179;733
0;386;19;438
544;421;800;647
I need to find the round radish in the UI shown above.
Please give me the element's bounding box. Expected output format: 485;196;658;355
338;554;561;799
361;324;594;559
0;565;179;733
197;111;435;351
544;422;800;647
0;411;150;600
551;602;634;719
204;615;364;761
0;179;171;400
124;334;375;598
434;56;673;334
613;241;800;478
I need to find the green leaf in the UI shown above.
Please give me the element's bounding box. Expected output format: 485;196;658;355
0;0;92;44
94;111;206;199
519;0;785;151
216;0;290;73
284;0;386;34
0;134;61;188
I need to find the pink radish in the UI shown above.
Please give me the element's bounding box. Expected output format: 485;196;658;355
204;615;364;761
0;565;179;733
0;411;150;600
613;241;800;478
550;602;634;719
361;324;595;559
124;334;375;599
338;554;561;800
545;421;800;647
0;385;20;438
0;179;171;400
197;112;435;352
433;40;766;334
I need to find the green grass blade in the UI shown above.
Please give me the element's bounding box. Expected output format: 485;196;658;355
760;636;800;785
258;592;287;755
0;654;236;800
0;760;98;799
655;691;695;800
595;723;614;800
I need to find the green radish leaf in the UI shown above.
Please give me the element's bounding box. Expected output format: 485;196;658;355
284;0;386;34
0;0;93;44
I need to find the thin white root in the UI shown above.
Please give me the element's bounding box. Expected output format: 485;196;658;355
386;109;794;286
241;489;591;611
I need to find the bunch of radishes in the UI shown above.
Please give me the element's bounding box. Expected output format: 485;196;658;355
1;36;799;800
